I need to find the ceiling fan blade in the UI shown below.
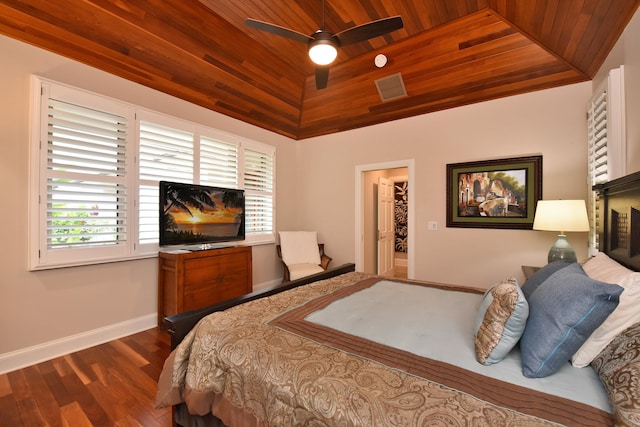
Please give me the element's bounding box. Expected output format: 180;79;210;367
315;66;330;89
244;18;312;44
335;16;403;46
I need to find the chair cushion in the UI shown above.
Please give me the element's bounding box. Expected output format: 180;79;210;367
288;263;325;280
279;231;322;266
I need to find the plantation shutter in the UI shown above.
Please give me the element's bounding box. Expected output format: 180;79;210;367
243;146;274;237
200;135;239;188
45;98;128;251
32;77;277;269
587;90;609;185
138;120;194;245
586;66;625;254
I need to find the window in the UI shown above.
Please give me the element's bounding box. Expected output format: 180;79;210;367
200;133;239;188
586;66;626;254
244;147;275;237
137;114;196;253
30;77;275;270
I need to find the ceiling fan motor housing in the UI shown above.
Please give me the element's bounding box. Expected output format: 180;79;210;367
309;31;339;65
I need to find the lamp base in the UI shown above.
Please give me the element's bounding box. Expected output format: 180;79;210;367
548;234;577;263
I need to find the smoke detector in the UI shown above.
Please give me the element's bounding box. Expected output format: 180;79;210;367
374;54;387;68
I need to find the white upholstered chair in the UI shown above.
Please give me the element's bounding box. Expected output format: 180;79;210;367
276;231;332;282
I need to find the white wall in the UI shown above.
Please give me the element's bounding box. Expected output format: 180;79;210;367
296;83;592;288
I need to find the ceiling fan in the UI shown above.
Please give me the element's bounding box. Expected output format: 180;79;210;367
245;1;403;89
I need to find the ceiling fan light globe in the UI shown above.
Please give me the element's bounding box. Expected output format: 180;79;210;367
309;41;337;65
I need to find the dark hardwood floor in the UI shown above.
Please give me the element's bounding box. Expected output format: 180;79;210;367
0;328;172;427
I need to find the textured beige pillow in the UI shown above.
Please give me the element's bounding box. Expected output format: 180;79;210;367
474;278;528;365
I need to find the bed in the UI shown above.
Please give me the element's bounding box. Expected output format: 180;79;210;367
157;171;640;426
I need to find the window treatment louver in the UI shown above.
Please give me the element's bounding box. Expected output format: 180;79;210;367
200;136;238;188
46;99;127;250
138;121;194;245
586;67;625;255
587;86;608;254
138;184;159;245
48;100;127;175
46;180;126;247
244;149;274;192
244;148;274;235
245;194;273;233
139;122;193;182
588;91;609;185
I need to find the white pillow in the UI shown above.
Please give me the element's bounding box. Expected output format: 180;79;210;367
572;257;640;367
279;231;321;266
582;252;633;283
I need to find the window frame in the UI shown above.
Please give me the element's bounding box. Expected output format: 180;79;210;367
29;76;275;270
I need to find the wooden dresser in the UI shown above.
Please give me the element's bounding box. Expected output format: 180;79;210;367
157;246;252;325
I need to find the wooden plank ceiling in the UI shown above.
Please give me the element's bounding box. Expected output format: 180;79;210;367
0;1;637;140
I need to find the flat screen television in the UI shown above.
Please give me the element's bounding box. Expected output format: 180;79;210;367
159;181;245;248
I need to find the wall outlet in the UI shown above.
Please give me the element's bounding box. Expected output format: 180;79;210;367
428;221;438;231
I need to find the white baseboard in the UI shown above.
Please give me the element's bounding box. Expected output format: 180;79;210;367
0;313;157;375
1;279;281;375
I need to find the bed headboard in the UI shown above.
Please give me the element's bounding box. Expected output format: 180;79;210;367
593;170;640;271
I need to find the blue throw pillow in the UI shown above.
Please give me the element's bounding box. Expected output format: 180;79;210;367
474;278;529;365
520;262;623;378
521;261;571;299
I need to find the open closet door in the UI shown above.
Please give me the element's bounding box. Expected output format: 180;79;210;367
377;177;395;276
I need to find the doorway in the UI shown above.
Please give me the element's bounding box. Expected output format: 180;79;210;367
355;160;415;279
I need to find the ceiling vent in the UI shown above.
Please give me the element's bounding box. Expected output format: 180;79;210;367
375;72;408;102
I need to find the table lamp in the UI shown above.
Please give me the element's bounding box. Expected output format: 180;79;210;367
532;200;590;263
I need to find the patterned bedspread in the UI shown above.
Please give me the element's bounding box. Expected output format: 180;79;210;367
156;272;612;426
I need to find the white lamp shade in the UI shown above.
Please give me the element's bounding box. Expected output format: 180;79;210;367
309;42;337;65
533;200;590;233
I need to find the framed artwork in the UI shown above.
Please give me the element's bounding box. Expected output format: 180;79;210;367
446;155;542;229
394;180;408;252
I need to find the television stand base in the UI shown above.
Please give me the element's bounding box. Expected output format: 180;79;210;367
183;242;238;251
